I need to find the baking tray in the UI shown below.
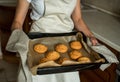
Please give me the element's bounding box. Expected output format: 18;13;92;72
27;32;108;75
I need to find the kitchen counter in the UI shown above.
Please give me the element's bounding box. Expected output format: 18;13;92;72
82;9;120;52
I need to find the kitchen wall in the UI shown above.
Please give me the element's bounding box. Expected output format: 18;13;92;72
0;0;17;6
82;0;120;17
0;37;2;58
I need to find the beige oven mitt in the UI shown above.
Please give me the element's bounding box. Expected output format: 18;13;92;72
6;29;32;82
87;38;119;71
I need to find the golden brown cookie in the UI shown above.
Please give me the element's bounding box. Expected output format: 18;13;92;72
45;51;60;61
39;58;49;63
77;57;91;63
58;57;70;64
69;50;82;60
70;41;82;50
55;44;68;53
34;43;48;54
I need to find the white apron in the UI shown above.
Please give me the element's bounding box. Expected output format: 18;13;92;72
30;0;77;33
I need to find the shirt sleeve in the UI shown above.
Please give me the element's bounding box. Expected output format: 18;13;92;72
27;0;31;3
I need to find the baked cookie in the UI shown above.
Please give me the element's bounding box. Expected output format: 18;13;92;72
45;51;60;61
39;58;49;63
70;41;82;50
55;43;68;53
69;50;82;60
58;57;69;64
77;56;91;63
34;43;48;54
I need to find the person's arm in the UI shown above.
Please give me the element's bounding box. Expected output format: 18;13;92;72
11;0;30;30
72;0;98;45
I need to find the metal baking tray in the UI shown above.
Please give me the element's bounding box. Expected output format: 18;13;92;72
27;32;108;75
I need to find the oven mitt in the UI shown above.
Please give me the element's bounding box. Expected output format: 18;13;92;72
87;38;119;71
6;29;32;82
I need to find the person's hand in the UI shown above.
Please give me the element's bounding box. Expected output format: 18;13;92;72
88;35;99;46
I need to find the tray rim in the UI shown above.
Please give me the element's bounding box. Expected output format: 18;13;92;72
27;32;108;75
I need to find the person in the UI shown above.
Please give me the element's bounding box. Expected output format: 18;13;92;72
11;0;98;82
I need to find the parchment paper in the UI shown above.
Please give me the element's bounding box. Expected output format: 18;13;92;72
27;32;105;75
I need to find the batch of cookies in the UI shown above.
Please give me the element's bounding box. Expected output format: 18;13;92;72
33;40;91;65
